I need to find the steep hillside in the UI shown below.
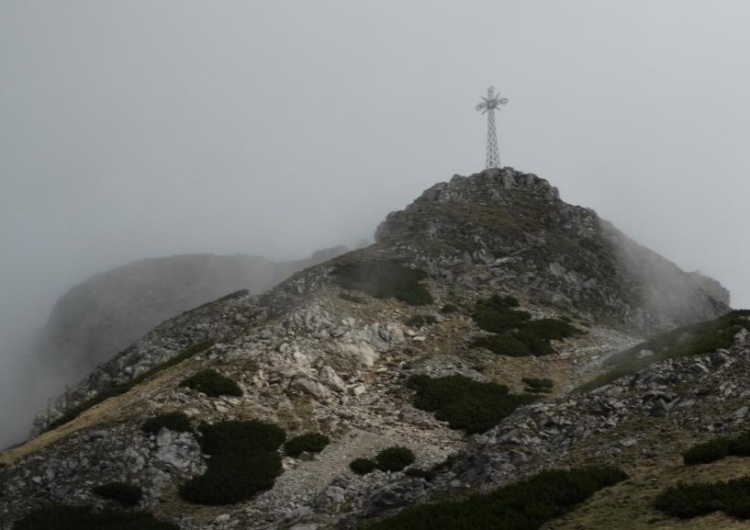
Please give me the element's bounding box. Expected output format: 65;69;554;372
35;247;347;380
0;168;739;530
375;170;727;329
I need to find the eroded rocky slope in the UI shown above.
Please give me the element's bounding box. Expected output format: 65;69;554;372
0;168;736;530
36;248;347;379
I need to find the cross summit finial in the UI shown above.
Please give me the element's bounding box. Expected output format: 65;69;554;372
476;86;508;169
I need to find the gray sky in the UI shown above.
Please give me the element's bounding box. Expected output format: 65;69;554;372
1;0;749;341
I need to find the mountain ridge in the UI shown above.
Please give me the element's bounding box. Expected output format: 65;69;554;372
1;167;742;530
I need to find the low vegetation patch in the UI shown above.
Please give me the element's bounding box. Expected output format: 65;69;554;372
179;369;242;397
362;466;627;530
375;446;416;472
14;505;178;530
577;310;750;393
332;261;434;306
471;334;530;357
47;340;214;431
350;458;377;475
405;314;437;328
655;476;750;519
92;482;143;507
439;303;459;314
683;431;750;465
141;412;192;435
523;377;554;393
284;432;330;457
470;295;581;357
471;295;529;334
408;374;536;434
403;467;436;480
179;420;285;505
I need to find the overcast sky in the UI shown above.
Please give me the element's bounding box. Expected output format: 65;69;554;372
1;0;749;342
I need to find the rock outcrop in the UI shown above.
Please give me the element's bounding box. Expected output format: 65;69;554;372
375;168;728;330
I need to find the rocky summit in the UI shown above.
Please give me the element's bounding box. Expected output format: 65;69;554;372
1;167;745;530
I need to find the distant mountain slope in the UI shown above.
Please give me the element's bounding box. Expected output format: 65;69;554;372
35;247;347;379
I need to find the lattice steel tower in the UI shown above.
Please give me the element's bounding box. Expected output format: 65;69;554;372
476;86;508;169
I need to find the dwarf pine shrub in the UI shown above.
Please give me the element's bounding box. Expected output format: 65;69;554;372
408;374;536;434
332;261;434;306
404;467;436;481
470;335;529;356
683;437;731;465
654;477;750;519
522;377;554;393
683;430;750;465
179;369;242;397
92;482;143;507
439;303;459;314
375;446;416;472
14;505;178;530
364;466;627;530
469;295;581;358
284;432;330;457
141;412;192;435
349;458;376;475
179;420;285;505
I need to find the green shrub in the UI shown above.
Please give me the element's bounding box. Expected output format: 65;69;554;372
469;296;581;358
471;305;531;334
525;387;552;394
179;369;243;397
332;261;434;306
654;478;750;519
408;375;536;434
484;294;520;309
522;377;554;394
14;505;178;530
179;420;285;505
683;437;731;465
284;432;330;457
363;466;627;530
523;319;580;341
141;412;192;435
439;303;459;314
409;374;506;410
350;458;376;475
522;377;554;389
198;420;285;454
92;482;143;507
470;335;529;356
47;340;214;431
512;329;554;355
404;467;436;481
405;315;437;328
683;430;750;465
375;446;416;472
730;431;750;456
